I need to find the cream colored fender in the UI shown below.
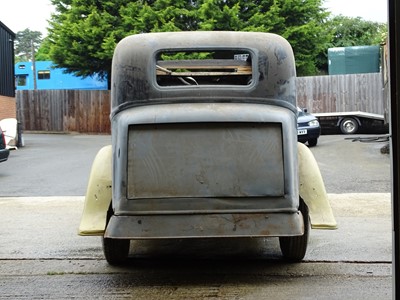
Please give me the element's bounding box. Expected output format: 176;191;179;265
78;145;112;236
298;142;337;229
78;142;336;235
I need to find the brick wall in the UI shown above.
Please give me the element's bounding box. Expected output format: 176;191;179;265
0;95;16;120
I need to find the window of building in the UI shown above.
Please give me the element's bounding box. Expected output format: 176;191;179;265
16;75;27;86
38;70;50;80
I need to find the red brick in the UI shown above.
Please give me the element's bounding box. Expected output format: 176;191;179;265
0;96;16;120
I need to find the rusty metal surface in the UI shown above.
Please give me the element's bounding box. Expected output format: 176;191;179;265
111;31;297;116
127;123;284;199
105;212;304;239
105;31;305;242
112;103;298;215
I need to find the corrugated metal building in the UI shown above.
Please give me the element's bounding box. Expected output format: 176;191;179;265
0;21;15;97
0;21;16;120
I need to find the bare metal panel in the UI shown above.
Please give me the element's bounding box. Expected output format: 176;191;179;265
127;123;284;199
111;31;297;114
105;212;303;239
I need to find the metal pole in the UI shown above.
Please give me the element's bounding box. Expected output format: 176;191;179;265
31;40;37;90
388;0;400;297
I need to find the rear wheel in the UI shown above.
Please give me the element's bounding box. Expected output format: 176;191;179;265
279;198;309;262
102;205;130;265
102;236;130;265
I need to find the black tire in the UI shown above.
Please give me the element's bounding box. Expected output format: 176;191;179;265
340;117;359;134
308;138;318;147
102;236;130;265
279;198;310;262
102;205;130;265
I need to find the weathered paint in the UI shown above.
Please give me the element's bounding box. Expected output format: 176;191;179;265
112;103;298;216
104;213;304;239
298;142;337;229
111;31;297;116
79;142;337;236
78;145;112;236
79;32;335;245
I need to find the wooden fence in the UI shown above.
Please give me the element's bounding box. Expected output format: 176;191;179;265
296;72;384;115
17;90;111;133
16;73;385;133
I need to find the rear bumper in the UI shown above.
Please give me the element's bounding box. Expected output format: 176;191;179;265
0;148;10;162
104;212;304;239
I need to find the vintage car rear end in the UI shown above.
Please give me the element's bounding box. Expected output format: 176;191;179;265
79;31;336;265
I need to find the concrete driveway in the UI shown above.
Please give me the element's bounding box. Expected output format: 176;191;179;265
0;133;393;299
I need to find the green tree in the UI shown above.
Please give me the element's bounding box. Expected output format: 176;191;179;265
45;0;331;86
236;0;332;75
15;29;43;62
312;15;388;74
328;15;387;48
36;38;52;61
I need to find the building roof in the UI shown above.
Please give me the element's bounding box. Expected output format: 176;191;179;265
0;21;15;38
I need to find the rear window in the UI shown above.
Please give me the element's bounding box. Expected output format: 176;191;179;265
156;49;253;87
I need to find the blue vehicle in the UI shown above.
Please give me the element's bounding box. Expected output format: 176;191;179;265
15;61;108;90
297;107;321;147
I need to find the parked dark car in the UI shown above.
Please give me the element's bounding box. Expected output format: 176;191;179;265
0;126;10;162
297;107;321;147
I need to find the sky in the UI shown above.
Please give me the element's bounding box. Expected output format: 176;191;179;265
323;0;388;23
0;0;55;35
0;0;389;37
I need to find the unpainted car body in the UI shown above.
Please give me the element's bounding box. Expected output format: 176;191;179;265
79;31;336;265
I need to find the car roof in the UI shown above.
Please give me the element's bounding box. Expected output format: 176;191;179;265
111;31;297;117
